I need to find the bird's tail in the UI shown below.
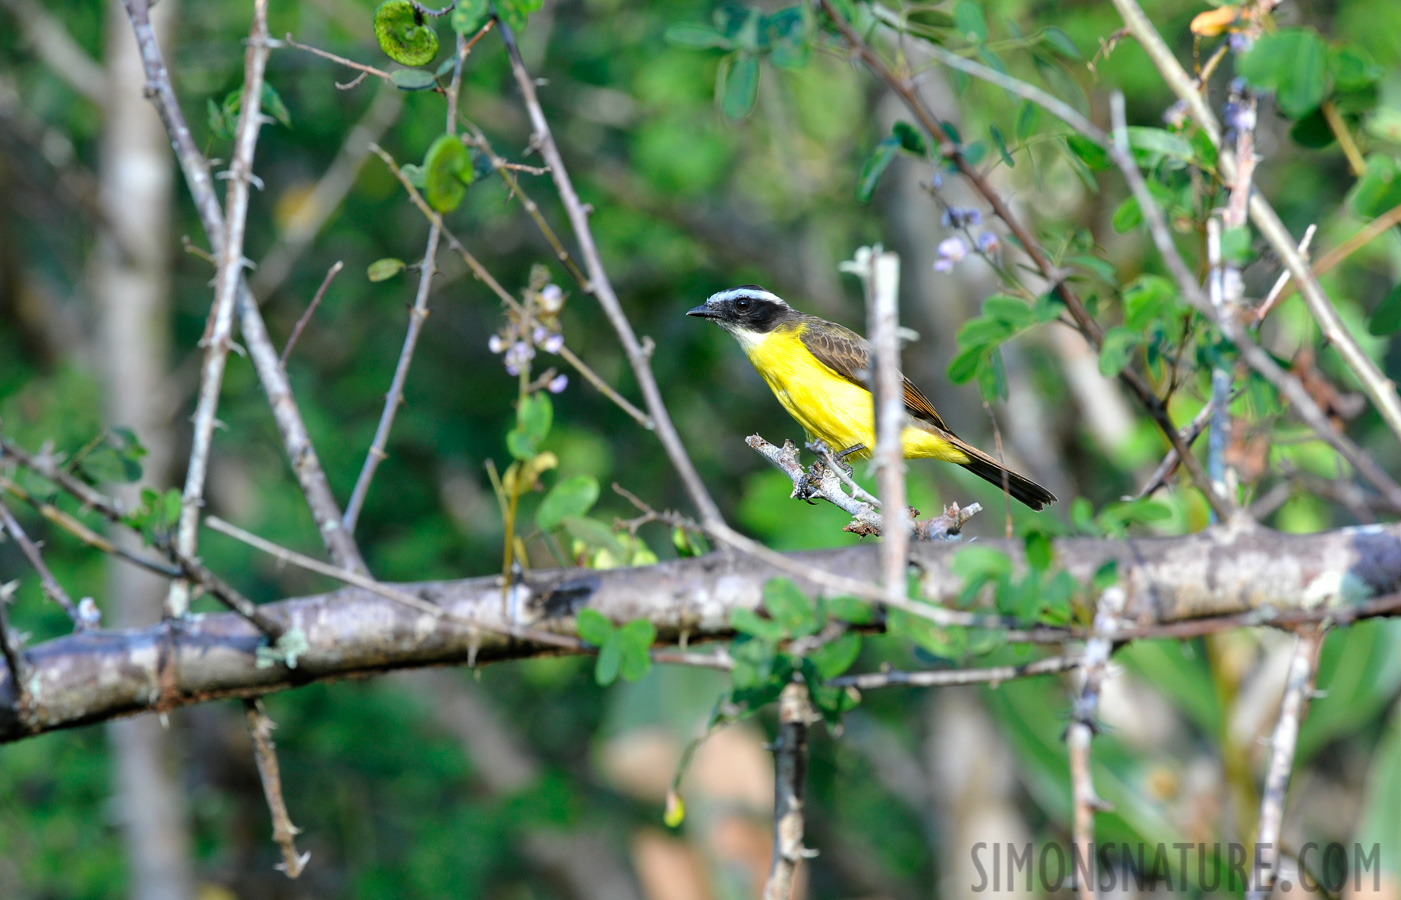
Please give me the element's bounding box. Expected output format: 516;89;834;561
953;441;1057;511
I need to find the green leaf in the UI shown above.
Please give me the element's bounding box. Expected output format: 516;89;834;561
536;475;600;530
1015;100;1041;142
595;637;622;685
1333;45;1382;91
575;608;615;645
825;595;875;625
1092;559;1118;591
975;349;1006;402
672;526;707;558
731;608;788;642
665;22;732;49
946;345;983;385
892;121;927;156
1097;326;1142;377
983;295;1036;330
449;0;489;34
423;134;473;212
260;82;292;128
809;633;861;679
1368;284;1401;336
506;430;537;461
856;135;901;202
719;53;760;120
1024;531;1053;571
1238;28;1331;119
497;0;543;32
1126;127;1195;166
955;315;1014;350
763;578;816;634
1111;195;1142;233
952;0;987;43
764;8;810;69
391;68;438;91
616;619;657;682
517;392;553;447
990;124;1014;168
374;0;439;66
951;545;1013;584
367;258;405;282
1351;155;1401;219
1066;134;1110;170
562;516;627;559
1041;26;1080;59
1123;275;1176;329
962;140;987;166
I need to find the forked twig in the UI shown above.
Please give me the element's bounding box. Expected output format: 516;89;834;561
244;698;309;877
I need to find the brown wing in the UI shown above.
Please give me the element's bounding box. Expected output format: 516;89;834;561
797;318;956;434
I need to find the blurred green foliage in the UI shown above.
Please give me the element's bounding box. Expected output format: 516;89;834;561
3;0;1401;897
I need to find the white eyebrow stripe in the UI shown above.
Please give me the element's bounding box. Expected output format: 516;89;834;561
706;288;788;307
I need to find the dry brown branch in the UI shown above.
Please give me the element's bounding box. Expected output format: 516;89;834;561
279;261;343;366
243;698;309;877
761;680;814;900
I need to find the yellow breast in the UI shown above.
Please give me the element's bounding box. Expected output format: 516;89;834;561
737;324;967;463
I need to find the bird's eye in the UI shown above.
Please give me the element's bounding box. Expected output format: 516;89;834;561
734;297;751;312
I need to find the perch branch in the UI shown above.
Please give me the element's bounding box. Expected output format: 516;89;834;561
761;680;814;900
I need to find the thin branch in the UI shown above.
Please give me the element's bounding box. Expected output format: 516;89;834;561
830;653;1082;689
370;144;653;428
122;0;367;575
1110;0;1401;449
1258;205;1401;319
167;0;272;618
0;439;284;637
0;474;182;579
1136;396;1219;499
1066;585;1126;900
282;34;392;85
344;33;470;536
498;21;724;528
0;582;34;734
243;698;309;878
1246;627;1326;900
0;496;84;628
1254;224;1315;324
821;0;1233;521
761;680;814;900
279;261;343;366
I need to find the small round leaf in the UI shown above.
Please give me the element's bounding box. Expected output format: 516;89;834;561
374;0;439;67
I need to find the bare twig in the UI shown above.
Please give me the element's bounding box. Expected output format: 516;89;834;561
0;474;181;579
0;581;36;734
830;653;1082;689
1247;627;1326;900
344;34;471;536
1258;206;1401;319
0;496;84;627
243;698;309;877
166;0;272;618
498;21;723;528
282;34;392;84
122;0;367;575
1066;585;1126;900
0;438;284;637
762;680;814;900
279;261;343;366
821;1;1233;521
1137;397;1218;499
370;145;653;429
1254;223;1315;324
1110;0;1401;448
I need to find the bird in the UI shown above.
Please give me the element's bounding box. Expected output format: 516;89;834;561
687;285;1056;511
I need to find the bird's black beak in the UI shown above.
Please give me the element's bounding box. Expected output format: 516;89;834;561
686;303;720;319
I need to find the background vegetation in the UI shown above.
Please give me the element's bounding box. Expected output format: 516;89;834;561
2;0;1401;897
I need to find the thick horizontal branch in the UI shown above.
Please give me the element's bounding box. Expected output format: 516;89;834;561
3;522;1399;743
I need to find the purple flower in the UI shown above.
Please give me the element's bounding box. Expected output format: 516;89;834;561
547;373;569;394
976;231;1000;253
505;362;520;376
543;333;564;354
531;325;548;345
1228;32;1253;53
488;334;505;354
941;207;982;228
539;284;564;312
933;236;968;272
930;171;944;189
